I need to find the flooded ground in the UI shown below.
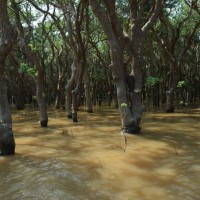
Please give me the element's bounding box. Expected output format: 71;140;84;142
0;105;200;200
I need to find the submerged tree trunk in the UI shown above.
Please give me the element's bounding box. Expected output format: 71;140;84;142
89;0;136;133
13;77;25;110
9;54;26;109
64;1;87;122
0;0;16;155
130;45;143;133
20;44;48;127
55;49;68;109
11;0;48;127
90;0;161;133
166;69;180;113
83;68;93;113
65;61;77;118
110;43;135;132
55;89;62;109
71;55;85;122
55;74;65;109
71;89;79;122
36;70;48;127
152;83;160;107
128;0;162;132
0;73;15;156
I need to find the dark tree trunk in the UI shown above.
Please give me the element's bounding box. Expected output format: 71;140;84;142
65;62;76;118
71;89;78;122
13;78;25;110
0;73;15;156
152;83;160;107
9;54;26;109
166;69;180;113
55;89;62;109
0;0;17;155
90;0;161;133
83;69;93;113
36;71;48;127
71;57;85;122
11;0;48;127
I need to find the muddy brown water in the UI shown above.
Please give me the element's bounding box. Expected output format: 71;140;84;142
0;106;200;200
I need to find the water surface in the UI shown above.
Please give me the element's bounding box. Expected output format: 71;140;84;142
0;106;200;200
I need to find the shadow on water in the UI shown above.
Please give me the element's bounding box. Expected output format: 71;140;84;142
0;105;200;200
139;108;200;200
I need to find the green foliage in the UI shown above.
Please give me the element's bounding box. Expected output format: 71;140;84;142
177;80;187;88
28;43;39;52
146;76;159;86
19;63;36;76
120;103;127;107
5;0;199;108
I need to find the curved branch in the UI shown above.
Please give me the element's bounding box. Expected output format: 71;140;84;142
142;0;162;35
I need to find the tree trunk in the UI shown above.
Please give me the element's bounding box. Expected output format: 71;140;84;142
152;83;160;107
110;42;135;131
9;54;25;109
36;71;48;127
71;89;78;122
0;72;15;156
55;77;63;109
90;0;161;133
89;1;135;133
166;67;180;113
13;77;25;110
130;54;143;133
71;57;85;122
65;62;77;118
11;0;48;127
55;59;66;109
55;89;61;109
83;69;93;113
0;0;17;155
0;74;12;125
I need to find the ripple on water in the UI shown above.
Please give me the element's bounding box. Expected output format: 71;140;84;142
0;156;113;200
1;106;200;200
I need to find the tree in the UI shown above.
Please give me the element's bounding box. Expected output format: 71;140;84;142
153;0;200;112
0;0;17;156
89;0;162;133
2;0;199;137
11;0;48;127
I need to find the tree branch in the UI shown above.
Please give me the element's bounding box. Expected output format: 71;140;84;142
142;0;162;35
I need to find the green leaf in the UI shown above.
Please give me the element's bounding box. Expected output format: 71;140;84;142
18;63;36;76
177;80;186;88
120;103;127;107
146;76;159;86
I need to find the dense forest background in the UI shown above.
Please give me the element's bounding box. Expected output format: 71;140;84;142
0;0;199;155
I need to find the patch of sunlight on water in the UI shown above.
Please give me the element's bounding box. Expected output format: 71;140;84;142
0;105;200;200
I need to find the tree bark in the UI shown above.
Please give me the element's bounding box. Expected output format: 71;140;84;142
9;54;26;109
83;68;93;113
90;0;162;133
55;89;62;109
0;0;16;155
54;48;68;109
35;70;48;127
0;73;15;156
89;0;135;132
65;61;77;118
